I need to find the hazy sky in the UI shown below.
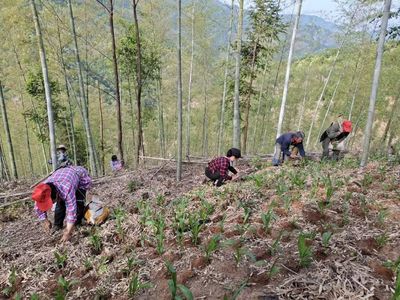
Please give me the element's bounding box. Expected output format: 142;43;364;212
221;0;339;19
294;0;338;16
221;0;400;23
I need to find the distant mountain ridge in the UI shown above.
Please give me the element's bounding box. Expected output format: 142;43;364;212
115;0;340;57
213;0;340;56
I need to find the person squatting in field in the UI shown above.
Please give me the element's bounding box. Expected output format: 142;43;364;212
205;148;241;187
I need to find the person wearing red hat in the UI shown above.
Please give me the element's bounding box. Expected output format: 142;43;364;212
32;166;92;242
320;115;352;160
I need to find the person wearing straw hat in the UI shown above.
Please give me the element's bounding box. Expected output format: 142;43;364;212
31;165;92;242
56;144;73;167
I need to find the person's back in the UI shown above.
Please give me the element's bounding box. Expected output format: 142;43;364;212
32;165;92;241
273;131;305;166
320;116;352;160
110;155;123;172
205;148;241;186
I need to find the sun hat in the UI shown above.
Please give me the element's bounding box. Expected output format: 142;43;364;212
32;183;53;212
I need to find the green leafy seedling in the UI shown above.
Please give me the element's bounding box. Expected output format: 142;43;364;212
89;230;103;254
203;235;221;261
1;268;17;297
128;273;152;297
122;254;138;277
261;209;275;233
298;233;313;268
268;259;280;279
113;206;126;241
30;294;40;300
84;258;93;271
55;276;77;299
189;213;203;245
156;194;165;206
378;208;388;226
166;262;193;300
219;213;227;232
375;232;389;248
361;173;373;188
321;231;332;249
393;263;400;300
270;231;283;256
54;250;68;269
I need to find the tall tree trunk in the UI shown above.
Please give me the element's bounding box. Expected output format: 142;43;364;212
259;57;284;151
217;0;234;155
314;74;343;147
202;71;209;158
276;0;302;138
260;28;291;151
84;0;90;112
251;65;269;153
297;61;313;130
177;0;183;181
348;73;362;121
98;81;105;175
157;75;166;158
64;117;73;158
132;0;144;166
233;0;244;149
242;41;258;154
18;84;34;175
0;139;10;181
127;77;136;161
108;0;124;163
305;5;360;148
381;91;399;143
56;24;77;164
30;0;57;170
360;0;392;167
250;0;283;154
349;107;365;150
0;83;18;179
68;0;97;175
305;43;343;148
185;1;195;160
13;44;49;173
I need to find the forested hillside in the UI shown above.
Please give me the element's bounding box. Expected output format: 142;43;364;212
0;1;400;298
1;0;398;178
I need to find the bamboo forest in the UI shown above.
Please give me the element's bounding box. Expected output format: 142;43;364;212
0;0;400;299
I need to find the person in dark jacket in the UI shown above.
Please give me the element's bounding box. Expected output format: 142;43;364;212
320;115;352;160
205;148;241;187
272;131;305;166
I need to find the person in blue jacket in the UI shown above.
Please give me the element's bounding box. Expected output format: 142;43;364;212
272;131;305;166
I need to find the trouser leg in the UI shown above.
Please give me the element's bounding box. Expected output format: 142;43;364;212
272;143;282;166
205;167;224;185
54;200;66;228
75;189;86;226
332;150;340;161
321;138;330;159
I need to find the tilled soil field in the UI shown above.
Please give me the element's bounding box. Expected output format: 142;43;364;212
0;159;399;299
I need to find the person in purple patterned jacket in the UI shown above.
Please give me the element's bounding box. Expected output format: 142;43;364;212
31;166;92;242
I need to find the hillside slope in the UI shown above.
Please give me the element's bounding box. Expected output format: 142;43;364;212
0;158;399;299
